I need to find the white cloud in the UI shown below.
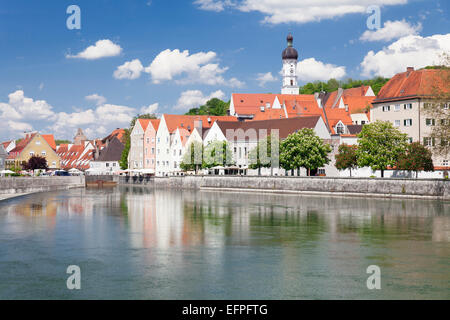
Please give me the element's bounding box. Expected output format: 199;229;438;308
7;90;55;120
144;49;243;86
7;120;33;133
66;39;122;60
296;58;346;82
140;103;159;114
113;59;144;80
85;94;107;106
360;20;422;42
361;33;450;77
174;89;225;110
256;72;277;87
0;90;135;141
195;0;408;24
194;0;228;12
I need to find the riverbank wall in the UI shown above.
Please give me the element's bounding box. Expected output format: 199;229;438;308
0;176;85;200
117;175;450;200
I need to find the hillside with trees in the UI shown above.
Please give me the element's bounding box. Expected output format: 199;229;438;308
299;77;390;95
185;98;230;116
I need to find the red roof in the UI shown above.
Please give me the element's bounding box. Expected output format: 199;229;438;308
42;134;56;150
374;68;450;103
163;114;237;133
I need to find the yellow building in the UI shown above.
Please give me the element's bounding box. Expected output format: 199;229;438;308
6;132;61;170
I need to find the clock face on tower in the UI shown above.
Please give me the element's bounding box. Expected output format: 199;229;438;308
290;69;294;74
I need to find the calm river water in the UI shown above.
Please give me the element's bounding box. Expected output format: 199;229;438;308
0;186;449;299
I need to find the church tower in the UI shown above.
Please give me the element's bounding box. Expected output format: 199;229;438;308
281;33;299;95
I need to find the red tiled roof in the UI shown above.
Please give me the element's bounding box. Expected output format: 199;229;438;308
163;114;237;133
216;116;322;140
374;68;450;103
42;134;56;150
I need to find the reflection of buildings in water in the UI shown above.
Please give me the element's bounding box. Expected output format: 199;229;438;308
433;217;450;242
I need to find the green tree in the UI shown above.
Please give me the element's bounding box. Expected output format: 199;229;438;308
180;141;204;173
280;128;332;176
119;128;131;170
298;76;390;95
248;135;280;175
185;98;230;116
55;139;71;146
129;113;157;128
335;144;358;177
396;142;434;178
422;53;450;157
203;140;234;168
356;121;408;177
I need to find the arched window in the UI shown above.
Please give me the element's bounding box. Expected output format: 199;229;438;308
290;80;293;86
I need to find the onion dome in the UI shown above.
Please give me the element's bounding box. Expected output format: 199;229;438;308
282;33;298;60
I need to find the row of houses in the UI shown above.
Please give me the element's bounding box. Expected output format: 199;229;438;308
0;128;126;174
127;67;448;177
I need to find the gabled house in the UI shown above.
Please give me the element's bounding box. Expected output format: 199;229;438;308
155;114;237;176
6;132;60;169
128;119;150;170
372;67;450;169
143;119;160;173
90;136;124;174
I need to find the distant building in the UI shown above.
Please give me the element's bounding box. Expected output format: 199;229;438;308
73;128;87;145
6;132;60;169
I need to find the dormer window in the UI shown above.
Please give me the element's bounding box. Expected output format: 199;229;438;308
336;123;345;134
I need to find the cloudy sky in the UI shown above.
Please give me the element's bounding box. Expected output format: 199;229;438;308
0;0;448;141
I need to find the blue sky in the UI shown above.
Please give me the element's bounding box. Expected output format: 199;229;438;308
0;0;448;140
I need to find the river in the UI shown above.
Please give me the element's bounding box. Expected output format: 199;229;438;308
0;186;449;299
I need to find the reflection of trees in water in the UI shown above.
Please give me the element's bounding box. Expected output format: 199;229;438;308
179;190;449;244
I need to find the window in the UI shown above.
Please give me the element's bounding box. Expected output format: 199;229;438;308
404;103;413;110
317;168;326;175
394;120;400;127
336;123;345;134
166;149;169;154
106;163;109;167
382;105;390;112
442;160;449;166
394;104;400;111
361;121;366;125
423;137;435;147
157;137;160;143
404;119;412;126
41;151;46;156
290;80;293;86
157;161;159;165
157;149;160;154
179;149;182;156
408;137;413;143
146;160;149;165
151;148;155;154
174;162;177;169
145;148;148;154
36;140;41;145
29;151;35;156
173;149;176;156
441;139;449;147
443;103;449;110
113;163;116;167
441;119;449;126
52;161;56;166
426;118;436;126
152;138;155;143
234;147;237;154
146;138;150;143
